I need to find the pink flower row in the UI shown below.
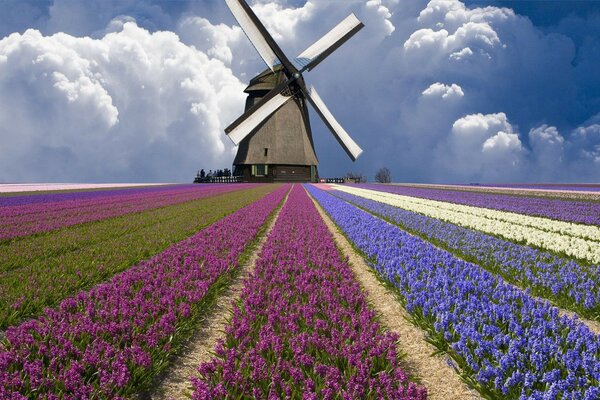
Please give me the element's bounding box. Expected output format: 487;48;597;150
192;184;427;399
0;184;256;240
0;185;289;398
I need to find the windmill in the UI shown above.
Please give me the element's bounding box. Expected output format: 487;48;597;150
224;0;364;182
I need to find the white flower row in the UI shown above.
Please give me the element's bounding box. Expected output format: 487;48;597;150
333;185;600;264
334;185;600;242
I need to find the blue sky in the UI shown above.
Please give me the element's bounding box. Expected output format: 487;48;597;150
0;0;599;183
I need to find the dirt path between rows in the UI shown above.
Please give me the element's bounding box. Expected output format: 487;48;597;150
145;190;290;400
308;192;480;400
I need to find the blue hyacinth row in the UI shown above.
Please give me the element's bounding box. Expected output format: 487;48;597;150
306;185;600;400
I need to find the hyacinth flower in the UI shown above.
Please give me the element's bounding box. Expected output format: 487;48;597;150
0;184;276;331
356;183;600;226
0;183;258;240
329;189;600;321
0;185;289;398
193;184;427;399
308;185;600;400
333;185;600;264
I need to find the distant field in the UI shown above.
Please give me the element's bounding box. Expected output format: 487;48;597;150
0;182;172;194
1;182;599;399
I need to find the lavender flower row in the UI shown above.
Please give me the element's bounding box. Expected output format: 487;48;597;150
331;189;600;319
0;185;289;398
476;183;600;192
192;185;426;399
0;184;256;240
0;184;184;207
0;183;216;207
308;185;600;399
357;184;600;226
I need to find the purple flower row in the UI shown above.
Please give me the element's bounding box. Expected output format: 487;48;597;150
0;184;185;207
308;185;600;399
475;183;600;192
331;189;600;318
192;185;426;399
0;185;289;398
356;184;600;226
0;184;257;240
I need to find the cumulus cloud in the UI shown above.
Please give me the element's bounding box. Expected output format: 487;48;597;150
524;123;600;181
0;22;245;182
528;125;565;180
570;124;600;164
434;112;526;182
2;0;600;183
422;82;464;99
403;0;508;67
252;1;315;42
178;17;244;65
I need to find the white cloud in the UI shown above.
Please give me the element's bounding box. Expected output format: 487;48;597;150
0;22;245;182
449;46;473;60
178;17;244;65
570;124;600;164
452;112;513;138
434;112;525;182
403;21;501;59
528;125;565;180
252;0;315;42
422;82;464;99
417;0;514;30
529;125;564;148
365;0;395;36
482;131;522;152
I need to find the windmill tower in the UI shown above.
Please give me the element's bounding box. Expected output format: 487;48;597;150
224;0;364;182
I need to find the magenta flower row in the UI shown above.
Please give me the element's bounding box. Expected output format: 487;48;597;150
0;185;289;398
0;184;258;240
192;184;427;399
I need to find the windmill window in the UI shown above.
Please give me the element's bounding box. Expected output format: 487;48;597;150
252;164;267;176
264;148;268;156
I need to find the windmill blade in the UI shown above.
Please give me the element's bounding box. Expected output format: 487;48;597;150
295;13;364;72
304;86;363;161
225;0;297;74
225;81;293;145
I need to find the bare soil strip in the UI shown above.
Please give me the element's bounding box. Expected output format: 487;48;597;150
145;190;290;400
559;310;600;334
308;193;480;400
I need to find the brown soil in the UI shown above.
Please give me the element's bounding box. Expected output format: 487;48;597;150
308;191;481;400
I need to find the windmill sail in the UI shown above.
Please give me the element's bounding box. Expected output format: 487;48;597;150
296;13;364;71
224;0;297;74
304;86;363;161
225;81;292;145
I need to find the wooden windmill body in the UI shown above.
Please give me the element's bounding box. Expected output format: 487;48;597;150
233;67;318;182
224;0;364;182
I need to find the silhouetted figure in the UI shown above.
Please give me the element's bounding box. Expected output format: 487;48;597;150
200;169;205;178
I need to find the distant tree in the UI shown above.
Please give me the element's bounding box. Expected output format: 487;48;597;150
375;167;391;183
345;171;367;183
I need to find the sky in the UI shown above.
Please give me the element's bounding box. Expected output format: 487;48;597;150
0;0;599;183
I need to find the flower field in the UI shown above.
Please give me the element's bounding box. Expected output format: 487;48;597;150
1;182;599;398
0;184;256;240
193;185;426;399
